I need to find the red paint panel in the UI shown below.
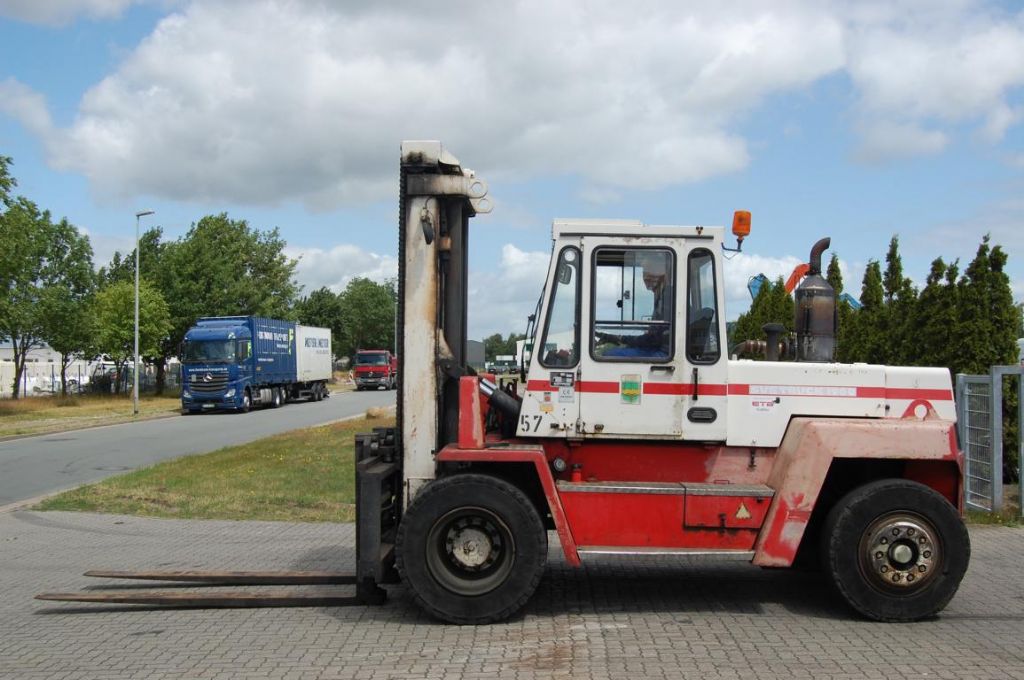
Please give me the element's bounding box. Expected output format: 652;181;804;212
576;381;619;393
540;440;719;484
560;491;684;547
643;383;727;396
886;387;954;401
683;495;770;529
457;377;485;449
559;489;761;550
528;379;728;396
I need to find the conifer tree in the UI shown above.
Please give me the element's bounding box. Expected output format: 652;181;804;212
846;260;884;362
730;277;794;356
881;236;918;364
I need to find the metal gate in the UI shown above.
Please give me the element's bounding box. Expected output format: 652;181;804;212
955;366;1024;516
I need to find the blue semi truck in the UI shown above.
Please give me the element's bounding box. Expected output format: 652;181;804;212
180;316;332;414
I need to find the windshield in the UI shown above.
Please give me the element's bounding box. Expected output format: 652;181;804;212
183;340;236;363
356;353;388;365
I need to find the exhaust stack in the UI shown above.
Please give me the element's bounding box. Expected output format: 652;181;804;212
795;237;835;362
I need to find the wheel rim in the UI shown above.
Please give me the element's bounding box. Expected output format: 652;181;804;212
425;506;515;596
859;511;940;594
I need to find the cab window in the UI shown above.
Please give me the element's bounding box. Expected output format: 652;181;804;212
591;248;673;362
539;247;581;367
686;249;720;364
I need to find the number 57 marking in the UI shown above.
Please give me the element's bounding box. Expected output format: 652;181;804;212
520;414;542;433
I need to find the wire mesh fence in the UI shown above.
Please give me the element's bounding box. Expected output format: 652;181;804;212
0;361;180;399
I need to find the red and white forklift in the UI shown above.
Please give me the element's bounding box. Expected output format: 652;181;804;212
40;141;968;624
351;141;970;624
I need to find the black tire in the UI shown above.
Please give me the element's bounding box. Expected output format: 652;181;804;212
821;479;970;622
396;474;547;624
314;383;323;401
240;389;251;413
271;387;282;408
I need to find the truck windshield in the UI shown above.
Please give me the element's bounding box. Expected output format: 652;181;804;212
183;340;236;363
356;354;388;365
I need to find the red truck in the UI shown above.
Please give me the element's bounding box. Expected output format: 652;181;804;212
353;349;397;390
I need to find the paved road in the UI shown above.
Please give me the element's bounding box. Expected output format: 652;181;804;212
2;513;1022;679
0;389;395;507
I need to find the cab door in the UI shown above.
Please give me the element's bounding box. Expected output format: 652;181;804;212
679;246;728;441
576;239;684;438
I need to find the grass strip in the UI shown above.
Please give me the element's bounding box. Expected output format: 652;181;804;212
0;394;181;438
36;415;394;522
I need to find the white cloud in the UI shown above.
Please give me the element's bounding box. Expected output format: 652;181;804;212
843;2;1024;158
0;79;54;138
285;243;396;295
0;0;141;26
2;1;846;208
468;244;551;339
3;1;1022;205
855;121;948;163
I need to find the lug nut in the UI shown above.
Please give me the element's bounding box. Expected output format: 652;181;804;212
907;574;915;582
880;537;888;545
881;565;888;573
892;528;900;536
919;565;927;573
923;550;931;559
919;537;927;544
892;573;901;582
875;551;884;559
907;528;916;536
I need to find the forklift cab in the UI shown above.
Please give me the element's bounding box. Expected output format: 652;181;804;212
520;220;729;441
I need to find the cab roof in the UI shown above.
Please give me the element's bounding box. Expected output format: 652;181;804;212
551;219;724;240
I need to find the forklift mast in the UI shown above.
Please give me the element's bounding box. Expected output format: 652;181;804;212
396;141;491;505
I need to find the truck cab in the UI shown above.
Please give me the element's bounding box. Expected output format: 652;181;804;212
181;318;254;412
353;350;397;391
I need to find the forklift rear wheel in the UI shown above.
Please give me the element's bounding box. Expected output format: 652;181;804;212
822;478;970;622
396;474;547;624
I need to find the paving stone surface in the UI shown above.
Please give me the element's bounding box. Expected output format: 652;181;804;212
1;511;1022;679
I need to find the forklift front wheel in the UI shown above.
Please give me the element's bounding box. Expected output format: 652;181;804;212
396;474;547;625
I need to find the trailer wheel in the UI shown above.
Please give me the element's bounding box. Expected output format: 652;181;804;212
271;387;283;408
822;479;970;622
396;474;547;624
314;383;324;401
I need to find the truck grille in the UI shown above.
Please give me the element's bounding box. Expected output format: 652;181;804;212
190;375;229;393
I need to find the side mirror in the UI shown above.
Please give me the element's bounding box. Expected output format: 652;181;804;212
557;263;573;285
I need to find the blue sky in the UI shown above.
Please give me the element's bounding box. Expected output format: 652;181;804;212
2;1;1023;340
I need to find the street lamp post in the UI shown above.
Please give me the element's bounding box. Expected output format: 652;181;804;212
134;210;155;416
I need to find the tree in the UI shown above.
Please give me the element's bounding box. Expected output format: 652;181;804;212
337;277;396;358
0;197;56;398
908;258;960;371
881;236;918;364
827;254;858;363
730;276;795;355
93;280;171;394
844;260;885;363
296;287;345;359
483;332;526;360
38;219;96;395
0;155;14;206
101;215;300;393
